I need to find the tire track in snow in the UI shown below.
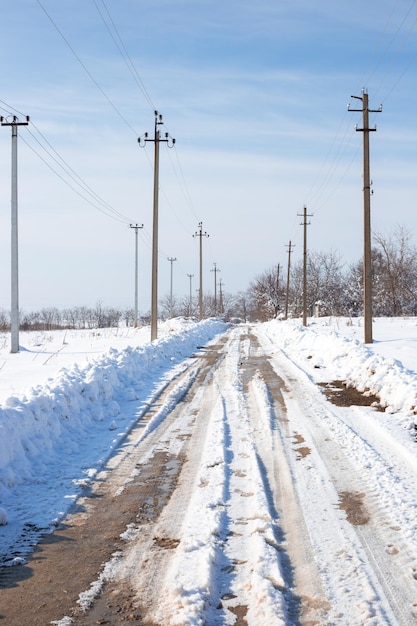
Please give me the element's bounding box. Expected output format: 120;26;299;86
254;325;416;625
142;328;292;625
240;330;331;625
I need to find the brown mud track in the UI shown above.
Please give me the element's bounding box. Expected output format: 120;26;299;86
0;449;182;625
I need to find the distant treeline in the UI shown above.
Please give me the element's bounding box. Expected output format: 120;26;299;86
0;303;147;332
1;226;416;330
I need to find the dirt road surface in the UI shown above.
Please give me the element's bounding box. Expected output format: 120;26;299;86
1;326;416;625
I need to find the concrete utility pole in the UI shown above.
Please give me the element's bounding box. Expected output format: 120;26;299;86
187;273;194;317
167;256;177;317
1;114;29;354
348;89;382;344
285;241;294;320
219;279;224;315
211;262;220;315
298;207;313;327
193;222;209;320
129;223;143;327
138;111;175;341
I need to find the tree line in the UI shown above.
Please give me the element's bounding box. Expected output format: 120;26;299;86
245;226;417;321
0;226;414;331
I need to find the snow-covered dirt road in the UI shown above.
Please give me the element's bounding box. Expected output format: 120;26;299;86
1;323;417;625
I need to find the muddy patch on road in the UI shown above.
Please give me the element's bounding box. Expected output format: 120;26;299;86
338;491;370;525
319;380;383;410
292;432;311;460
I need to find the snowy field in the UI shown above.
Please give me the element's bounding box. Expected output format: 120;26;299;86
1;315;417;625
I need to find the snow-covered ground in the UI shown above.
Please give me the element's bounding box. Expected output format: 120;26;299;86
0;318;229;565
1;315;417;625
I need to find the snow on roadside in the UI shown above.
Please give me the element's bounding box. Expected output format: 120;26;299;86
0;318;228;565
261;316;417;424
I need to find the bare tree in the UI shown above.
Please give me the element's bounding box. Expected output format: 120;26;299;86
39;307;61;330
373;226;417;316
0;310;9;332
307;250;345;316
159;294;180;320
248;266;283;321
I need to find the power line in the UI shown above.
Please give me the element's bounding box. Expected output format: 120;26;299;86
20;133;134;223
0;98;138;224
92;0;155;111
35;0;139;135
27;124;135;222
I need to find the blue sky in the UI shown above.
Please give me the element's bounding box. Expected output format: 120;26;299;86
1;0;417;312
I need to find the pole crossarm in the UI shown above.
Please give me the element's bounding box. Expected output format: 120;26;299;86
138;110;176;149
0;115;30;127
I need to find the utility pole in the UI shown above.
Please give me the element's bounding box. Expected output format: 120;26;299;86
1;114;29;354
219;279;224;315
348;89;382;344
193;222;209;320
129;223;143;327
298;207;313;327
187;273;194;317
167;256;177;317
285;241;294;320
211;262;220;315
138;111;175;341
275;263;280;317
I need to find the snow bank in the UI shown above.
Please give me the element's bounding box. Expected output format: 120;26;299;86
0;318;228;563
260;317;417;417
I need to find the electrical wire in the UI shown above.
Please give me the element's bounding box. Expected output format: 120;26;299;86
303;0;417;231
34;0;205;261
35;0;139;136
90;0;204;242
20;133;134;223
1;97;140;224
168;146;200;222
27;123;136;223
93;0;155;112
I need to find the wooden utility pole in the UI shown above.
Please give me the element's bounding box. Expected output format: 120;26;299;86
298;207;313;327
138;111;175;341
284;241;294;320
193;222;209;320
1;114;29;353
348;90;382;344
